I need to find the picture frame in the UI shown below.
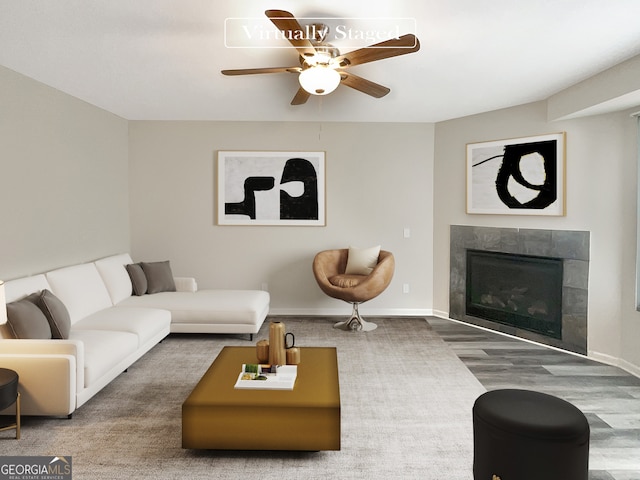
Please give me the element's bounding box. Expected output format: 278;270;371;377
466;132;566;216
217;151;326;226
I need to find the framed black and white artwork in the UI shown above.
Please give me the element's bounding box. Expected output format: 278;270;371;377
217;151;326;226
466;133;566;216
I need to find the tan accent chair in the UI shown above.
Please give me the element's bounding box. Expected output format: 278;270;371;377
312;249;395;332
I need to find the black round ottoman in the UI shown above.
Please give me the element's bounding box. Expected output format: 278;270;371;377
473;389;589;480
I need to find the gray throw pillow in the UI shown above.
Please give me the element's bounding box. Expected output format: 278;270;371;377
38;289;71;339
141;261;176;294
6;292;52;339
126;263;148;296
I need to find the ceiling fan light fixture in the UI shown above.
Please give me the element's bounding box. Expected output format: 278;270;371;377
223;10;421;105
298;66;341;96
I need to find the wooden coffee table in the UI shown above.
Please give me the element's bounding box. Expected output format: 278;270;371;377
182;346;340;451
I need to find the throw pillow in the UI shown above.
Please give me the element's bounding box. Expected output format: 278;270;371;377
141;261;177;294
38;289;71;339
6;293;52;339
126;263;148;296
345;245;381;275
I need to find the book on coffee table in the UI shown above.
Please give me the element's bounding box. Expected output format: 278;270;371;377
234;365;297;390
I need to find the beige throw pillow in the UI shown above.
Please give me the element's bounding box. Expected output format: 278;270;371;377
345;245;381;275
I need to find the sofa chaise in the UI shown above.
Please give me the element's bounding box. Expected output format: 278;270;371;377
0;253;270;417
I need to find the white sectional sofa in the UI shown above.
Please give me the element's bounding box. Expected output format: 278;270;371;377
0;253;270;417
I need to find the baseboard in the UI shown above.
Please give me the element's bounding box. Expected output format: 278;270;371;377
432;309;450;319
268;308;434;317
589;350;640;377
588;350;620;367
618;358;640;378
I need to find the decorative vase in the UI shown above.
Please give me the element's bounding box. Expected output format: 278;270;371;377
268;321;286;365
256;339;269;363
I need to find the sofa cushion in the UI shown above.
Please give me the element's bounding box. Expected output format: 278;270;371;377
6;293;52;339
119;290;269;326
73;306;171;347
38;289;71;339
94;254;135;304
46;263;114;324
329;274;367;288
345;245;381;275
4;274;51;303
126;264;148;296
141;261;176;294
69;329;138;388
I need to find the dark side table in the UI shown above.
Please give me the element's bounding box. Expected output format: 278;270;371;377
0;368;20;439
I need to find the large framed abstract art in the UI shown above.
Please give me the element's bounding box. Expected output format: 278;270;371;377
217;151;325;226
466;133;566;216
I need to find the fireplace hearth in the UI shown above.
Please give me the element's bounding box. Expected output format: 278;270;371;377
449;226;589;355
466;250;563;340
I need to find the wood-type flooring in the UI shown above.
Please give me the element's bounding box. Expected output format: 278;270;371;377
429;317;640;480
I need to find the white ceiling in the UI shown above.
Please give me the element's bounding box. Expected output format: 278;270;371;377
1;0;640;123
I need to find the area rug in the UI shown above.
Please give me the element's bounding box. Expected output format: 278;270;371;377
0;317;486;479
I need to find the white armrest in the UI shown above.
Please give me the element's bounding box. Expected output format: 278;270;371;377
0;339;82;356
174;277;197;292
0;354;76;416
0;339;84;405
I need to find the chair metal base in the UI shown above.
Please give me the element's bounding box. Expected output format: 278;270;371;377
333;303;377;332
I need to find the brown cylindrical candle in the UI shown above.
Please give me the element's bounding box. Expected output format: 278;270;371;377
286;347;301;365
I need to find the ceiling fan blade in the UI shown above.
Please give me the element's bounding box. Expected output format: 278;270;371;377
334;34;420;68
221;67;301;76
339;72;390;98
291;87;311;105
265;10;316;58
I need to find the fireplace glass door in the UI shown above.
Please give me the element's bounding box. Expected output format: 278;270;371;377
465;249;563;339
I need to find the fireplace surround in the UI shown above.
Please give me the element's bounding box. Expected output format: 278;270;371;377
450;226;589;354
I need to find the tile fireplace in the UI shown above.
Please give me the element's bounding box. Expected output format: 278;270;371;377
450;226;589;354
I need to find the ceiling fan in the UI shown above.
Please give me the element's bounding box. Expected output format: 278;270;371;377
221;10;421;105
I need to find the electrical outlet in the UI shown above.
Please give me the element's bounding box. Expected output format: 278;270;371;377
403;283;410;294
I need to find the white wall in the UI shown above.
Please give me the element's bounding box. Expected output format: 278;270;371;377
0;66;130;280
433;101;640;374
128;121;434;316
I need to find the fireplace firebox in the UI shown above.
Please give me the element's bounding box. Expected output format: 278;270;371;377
465;249;563;340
